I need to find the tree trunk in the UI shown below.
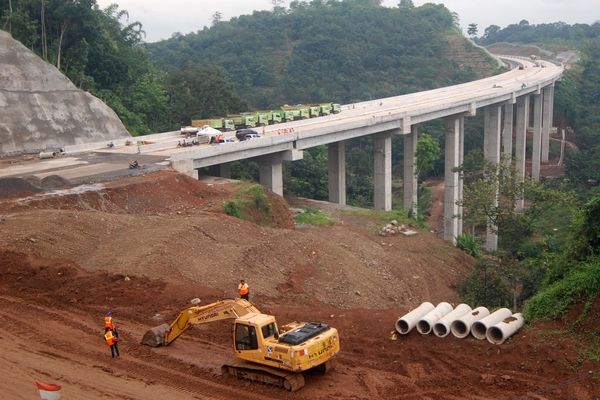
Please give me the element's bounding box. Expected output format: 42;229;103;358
3;0;13;31
56;22;67;70
41;0;47;60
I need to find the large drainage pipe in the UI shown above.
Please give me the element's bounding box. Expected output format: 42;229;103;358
471;308;512;340
395;302;435;334
416;302;453;335
433;304;472;338
486;313;524;345
450;306;490;338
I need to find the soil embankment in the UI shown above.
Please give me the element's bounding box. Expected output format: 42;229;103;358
0;171;597;399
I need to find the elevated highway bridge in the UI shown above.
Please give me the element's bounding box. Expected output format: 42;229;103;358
11;56;564;250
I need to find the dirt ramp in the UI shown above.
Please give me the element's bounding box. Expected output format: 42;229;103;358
0;176;41;197
40;175;72;190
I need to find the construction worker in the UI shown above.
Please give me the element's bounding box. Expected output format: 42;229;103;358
238;279;250;300
104;327;120;358
104;310;114;330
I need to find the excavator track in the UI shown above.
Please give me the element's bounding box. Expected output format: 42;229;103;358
221;360;305;392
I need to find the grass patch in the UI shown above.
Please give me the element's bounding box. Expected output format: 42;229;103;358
343;207;423;228
524;257;600;321
294;209;336;226
222;182;273;226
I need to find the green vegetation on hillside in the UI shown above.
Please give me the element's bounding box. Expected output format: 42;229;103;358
148;1;492;110
478;20;600;46
223;183;274;226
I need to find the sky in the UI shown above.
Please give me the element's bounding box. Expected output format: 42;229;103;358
95;0;600;43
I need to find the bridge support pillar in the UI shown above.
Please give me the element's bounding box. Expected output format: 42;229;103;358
444;117;462;243
171;159;198;179
328;142;346;205
403;126;418;218
484;105;502;252
502;103;514;157
374;131;392;211
208;163;231;179
458;117;465;236
541;85;554;163
259;154;283;196
532;93;543;181
515;95;530;211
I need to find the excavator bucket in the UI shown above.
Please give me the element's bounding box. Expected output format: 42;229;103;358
141;324;170;347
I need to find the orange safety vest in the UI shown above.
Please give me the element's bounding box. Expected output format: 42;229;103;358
104;316;114;329
238;283;249;296
104;330;117;346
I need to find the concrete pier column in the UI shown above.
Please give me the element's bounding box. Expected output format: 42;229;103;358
458;117;465;235
374;131;392;211
515;95;530;211
258;154;283;196
444;117;462;243
502;103;514;157
541;85;554;163
208;163;232;179
532;93;543;181
171;159;198;179
403;126;418;217
328;142;346;205
484;105;502;251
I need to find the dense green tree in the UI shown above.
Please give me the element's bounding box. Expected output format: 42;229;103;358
415;133;441;181
479;20;600;46
166;64;246;125
467;23;478;37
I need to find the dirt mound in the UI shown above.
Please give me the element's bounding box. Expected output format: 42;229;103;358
40;174;71;190
0;176;41;197
0;250;598;400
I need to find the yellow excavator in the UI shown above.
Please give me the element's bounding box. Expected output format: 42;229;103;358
142;299;340;391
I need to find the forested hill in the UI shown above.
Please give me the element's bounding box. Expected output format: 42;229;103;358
478;20;600;47
148;1;499;110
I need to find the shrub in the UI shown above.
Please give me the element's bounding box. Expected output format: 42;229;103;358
294;209;335;226
223;201;242;218
458;261;513;309
456;233;482;258
524;256;600;321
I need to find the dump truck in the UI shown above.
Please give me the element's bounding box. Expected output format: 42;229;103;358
191;118;235;131
142;299;339;391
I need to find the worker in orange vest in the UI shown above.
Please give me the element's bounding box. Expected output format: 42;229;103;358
104;327;120;358
104;310;115;330
238;279;250;300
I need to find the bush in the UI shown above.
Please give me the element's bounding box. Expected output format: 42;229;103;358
294;209;336;226
223;201;242;218
524;256;600;321
458;261;513;309
456;233;482;258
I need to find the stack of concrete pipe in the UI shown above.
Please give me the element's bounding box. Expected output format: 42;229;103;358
395;302;524;345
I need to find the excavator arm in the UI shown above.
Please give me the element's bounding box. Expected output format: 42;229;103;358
142;299;260;347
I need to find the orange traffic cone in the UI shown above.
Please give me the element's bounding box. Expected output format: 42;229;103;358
36;382;62;400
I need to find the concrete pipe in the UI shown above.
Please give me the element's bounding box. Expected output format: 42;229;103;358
433;304;472;338
450;306;490;338
416;302;453;335
486;313;525;345
471;308;512;340
395;302;435;335
39;151;56;159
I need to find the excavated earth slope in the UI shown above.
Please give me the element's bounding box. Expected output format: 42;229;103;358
0;30;130;156
0;171;598;399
